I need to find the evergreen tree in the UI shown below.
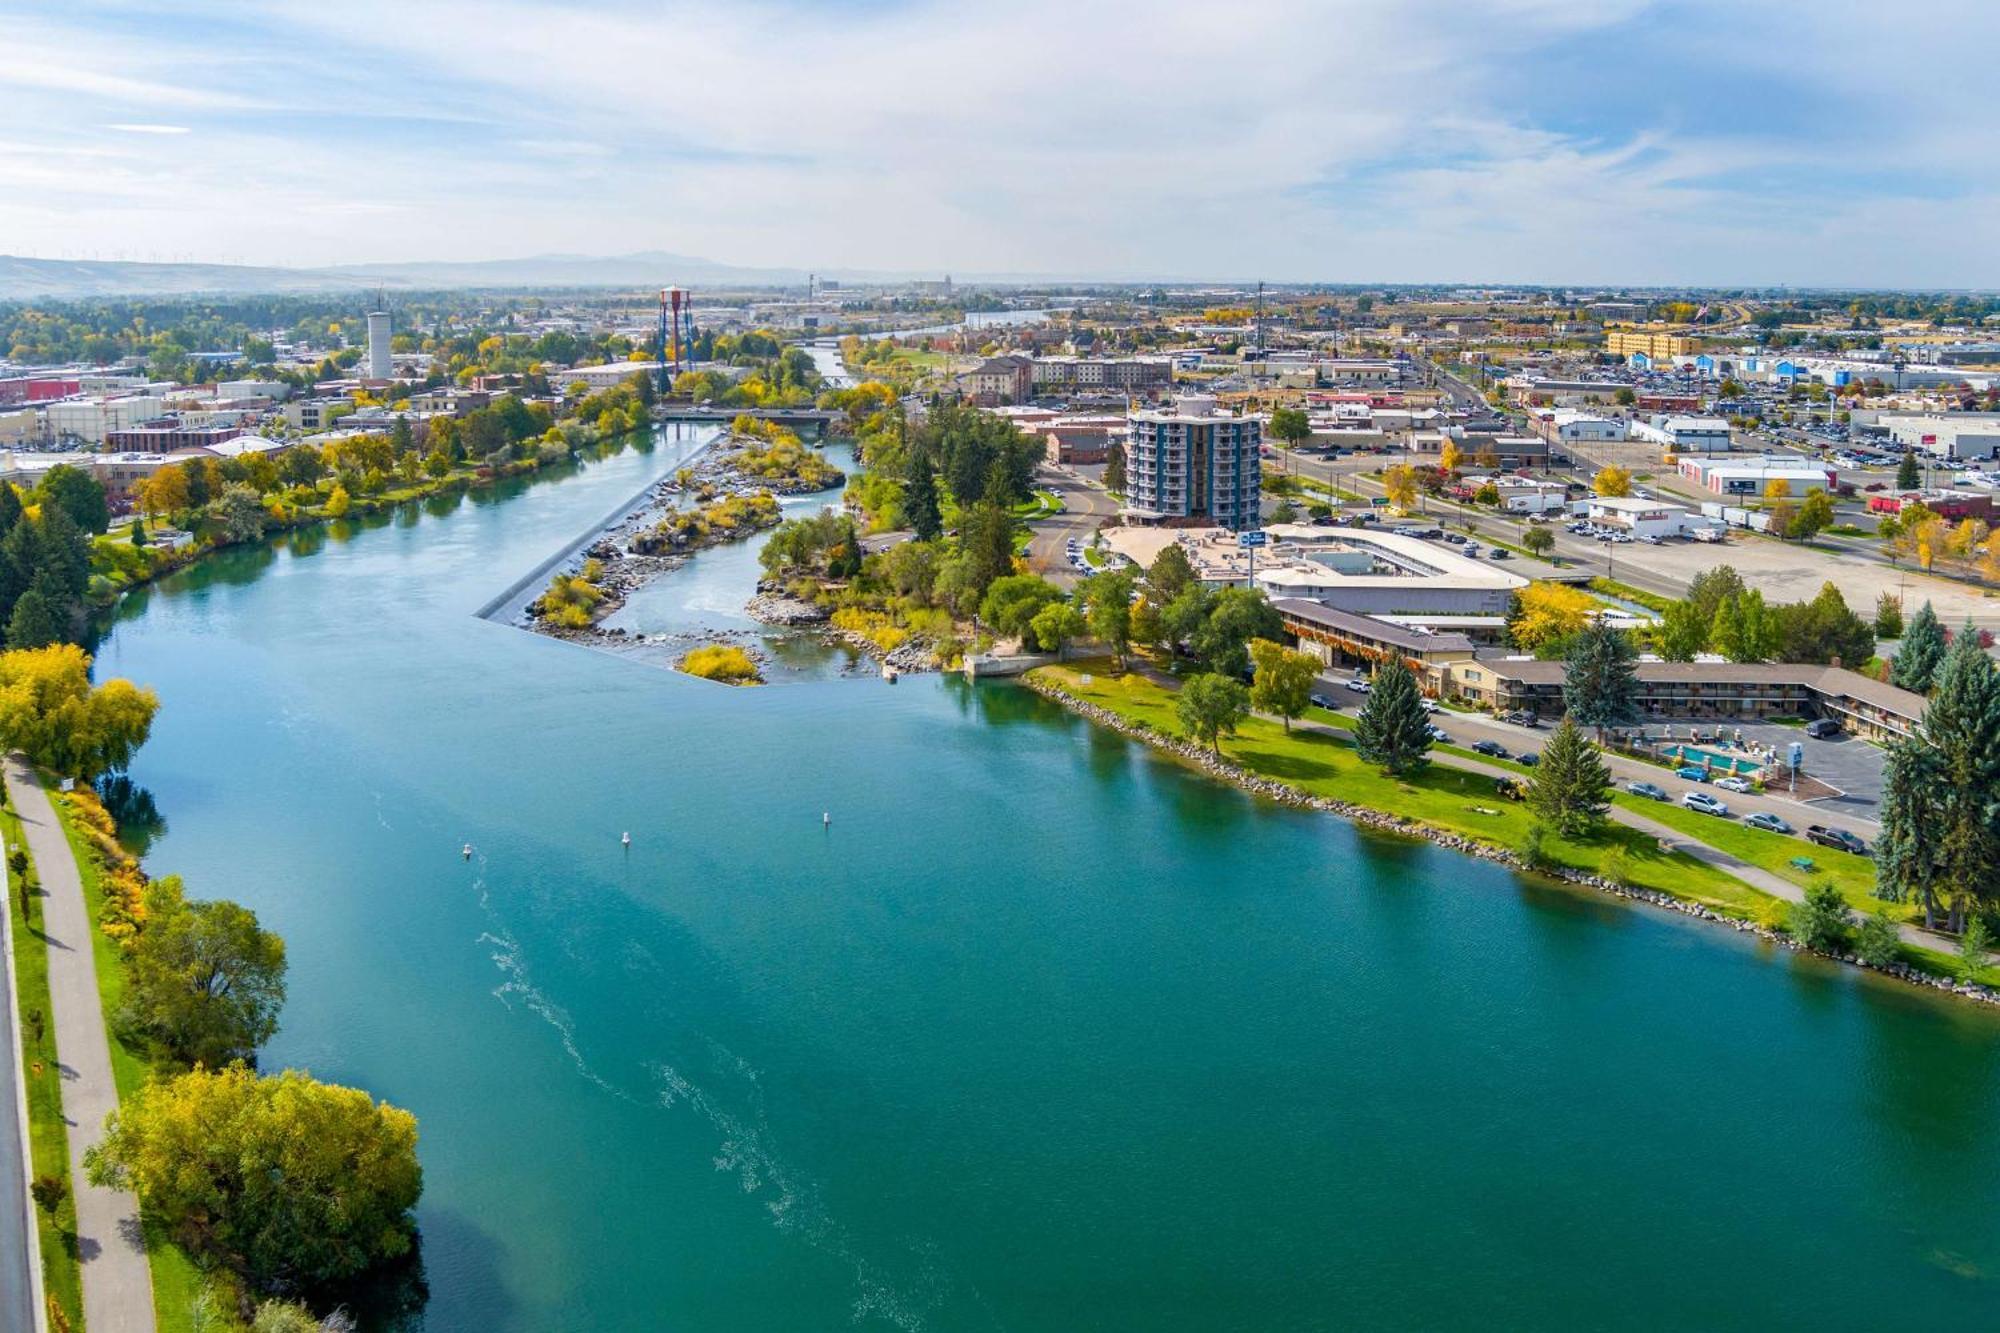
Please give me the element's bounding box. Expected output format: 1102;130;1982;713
1528;718;1611;838
1873;592;1903;639
0;483;22;541
1879;629;2000;931
902;449;942;541
1103;442;1127;494
5;587;60;650
1891;601;1946;692
1897;450;1921;489
1354;657;1433;776
1562;622;1639;742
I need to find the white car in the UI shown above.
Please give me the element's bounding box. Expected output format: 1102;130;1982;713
1713;776;1753;794
1419;699;1439;713
1682;791;1730;816
1344;678;1371;693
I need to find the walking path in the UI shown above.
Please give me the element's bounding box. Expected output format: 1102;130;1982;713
1;803;44;1332
6;758;155;1333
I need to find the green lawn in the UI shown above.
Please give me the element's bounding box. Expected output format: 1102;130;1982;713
1621;796;1893;918
52;798;209;1333
4;804;83;1332
1038;664;1769;916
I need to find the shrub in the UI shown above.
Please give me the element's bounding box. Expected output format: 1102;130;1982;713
678;644;762;685
1855;910;1901;967
1790;879;1854;952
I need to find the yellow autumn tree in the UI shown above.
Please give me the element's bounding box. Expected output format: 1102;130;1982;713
1383;464;1419;511
1594;466;1633;497
1439;439;1464;475
1509;581;1596;651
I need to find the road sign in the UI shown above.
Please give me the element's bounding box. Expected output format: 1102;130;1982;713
1370;497;1390;506
1238;530;1268;547
1788;741;1804;771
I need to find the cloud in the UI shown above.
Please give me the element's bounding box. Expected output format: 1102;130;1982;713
103;123;192;135
0;0;1995;284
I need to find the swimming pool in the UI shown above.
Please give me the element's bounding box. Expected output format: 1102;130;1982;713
1664;744;1763;776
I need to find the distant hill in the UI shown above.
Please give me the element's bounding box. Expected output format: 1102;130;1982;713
0;250;818;300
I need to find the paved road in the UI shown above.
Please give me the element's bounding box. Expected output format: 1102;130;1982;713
7;759;155;1333
1026;464;1119;587
1;810;42;1333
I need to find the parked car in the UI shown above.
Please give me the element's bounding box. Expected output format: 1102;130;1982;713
1308;693;1333;709
1807;825;1869;855
1805;718;1842;739
1744;812;1795;835
1427;724;1451;741
1419;699;1439;713
1627;781;1669;801
1516;751;1540;767
1489;547;1511;559
1470;740;1510;759
1675;765;1709;782
1344;677;1371;693
1713;776;1753;794
1683;791;1730;816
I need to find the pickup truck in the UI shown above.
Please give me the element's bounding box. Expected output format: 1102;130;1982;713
1806;825;1869;856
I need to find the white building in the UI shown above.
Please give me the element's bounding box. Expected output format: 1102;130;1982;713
1883;414;2000;461
1631;414;1732;453
1535;409;1626;445
45;395;165;445
1579;496;1699;538
1677;455;1833;496
366;311;392;380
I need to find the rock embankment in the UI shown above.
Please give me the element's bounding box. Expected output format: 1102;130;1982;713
1025;674;2000;1010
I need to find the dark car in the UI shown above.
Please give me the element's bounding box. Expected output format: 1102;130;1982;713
1806;825;1869;856
1471;739;1510;759
1805;718;1842;739
1626;781;1669;801
1516;751;1540;767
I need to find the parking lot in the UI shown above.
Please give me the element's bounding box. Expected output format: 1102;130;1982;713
1723;721;1886;816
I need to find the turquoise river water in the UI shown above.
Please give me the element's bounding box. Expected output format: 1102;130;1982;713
91;426;2000;1330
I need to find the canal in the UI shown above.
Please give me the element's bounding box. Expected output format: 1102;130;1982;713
90;426;2000;1330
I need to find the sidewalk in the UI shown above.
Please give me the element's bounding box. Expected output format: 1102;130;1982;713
6;758;155;1333
1;795;45;1332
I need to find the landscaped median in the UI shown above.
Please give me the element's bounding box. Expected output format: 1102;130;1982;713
1023;661;2000;996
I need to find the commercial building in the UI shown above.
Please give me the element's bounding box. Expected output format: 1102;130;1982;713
1882;414;2000;461
1030;357;1172;395
1122;395;1262;531
45;396;168;445
1441;658;1925;742
966;356;1033;403
1458;475;1569;513
366;311;392;380
1676;455;1834;496
1530;409;1626;446
1606;327;1700;361
1866;489;1997;521
1042;419;1118;465
1631;414;1732;453
1578;496;1700;538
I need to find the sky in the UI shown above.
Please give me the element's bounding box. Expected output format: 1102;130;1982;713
1;0;1996;288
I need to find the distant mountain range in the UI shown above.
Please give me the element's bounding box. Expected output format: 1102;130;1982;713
0;250;847;300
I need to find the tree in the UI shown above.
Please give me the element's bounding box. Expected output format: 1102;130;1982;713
1186;586;1282;678
120;879;286;1068
1270;499;1299;525
36;464;110;534
1268;406;1311;454
1353;657;1433;775
1146;544;1197;603
1102;442;1127;495
903;449;943;541
1383;464;1418;511
1762;477;1793;504
1562;622;1639;741
1897;450;1921;489
1654;597;1711;662
1892;601;1945;691
1593;466;1632;497
1791;488;1834;541
1959;917;1991;980
1438;439;1464;475
979;574;1062;641
323;484;351;518
1528;718;1611;838
1790;879;1853;952
1709;589;1774;663
1130;596;1165;655
1613;386;1636;406
86;1064;422;1287
1854;910;1901;967
4;587;59;651
1873;592;1904;640
1509;581;1594;652
1028;600;1085;658
1078;570;1134;667
213;484;267;545
1248;637;1316;732
0;644;159;780
1521;525;1555;558
1876;630;2000;931
1771;582;1873;666
1175;673;1250;755
956;501;1017;603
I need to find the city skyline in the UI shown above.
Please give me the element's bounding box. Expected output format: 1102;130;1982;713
4;0;1997;288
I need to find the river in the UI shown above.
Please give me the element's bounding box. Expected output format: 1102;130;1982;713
89;426;2000;1330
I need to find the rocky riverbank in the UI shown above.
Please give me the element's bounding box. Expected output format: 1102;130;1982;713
1025;673;2000;1010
